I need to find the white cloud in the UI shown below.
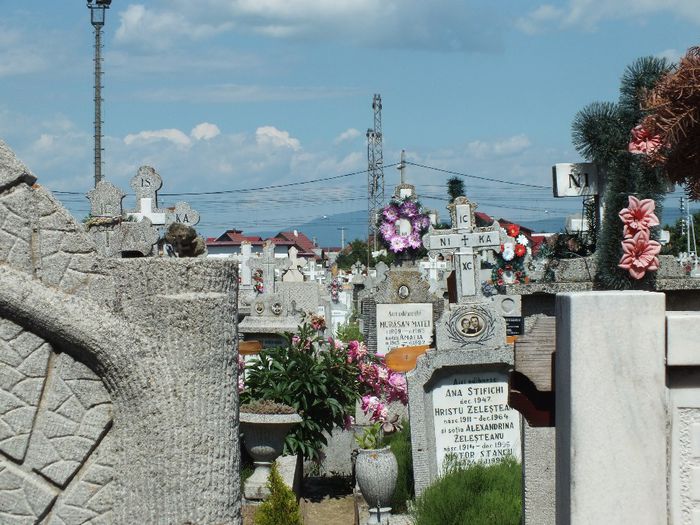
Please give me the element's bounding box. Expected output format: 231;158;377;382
123;0;503;53
334;128;361;144
517;0;700;34
0;26;48;77
466;134;531;159
656;48;683;63
124;128;192;148
191;122;221;141
255;126;301;151
115;4;233;49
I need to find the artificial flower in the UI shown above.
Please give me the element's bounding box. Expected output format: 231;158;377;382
502;242;515;262
390;235;408;253
400;200;418;218
628;125;662;155
618;196;660;237
514;244;527;257
506;224;520;237
407;232;423;249
380;221;395;239
516;234;529;246
618;229;661;280
343;414;355;431
383;205;399;222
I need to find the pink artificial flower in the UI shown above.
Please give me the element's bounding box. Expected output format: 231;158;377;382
618;196;660;237
375;404;389;423
377;365;389;381
400;200;418;218
618;229;661;280
292;335;301;346
238;375;245;393
380;221;396;240
383;205;399;222
628;125;662;155
390;235;408;253
407;232;423;249
361;395;380;414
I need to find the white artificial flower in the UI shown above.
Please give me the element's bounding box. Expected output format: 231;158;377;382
502;242;515;262
516;234;529;246
526;246;532;256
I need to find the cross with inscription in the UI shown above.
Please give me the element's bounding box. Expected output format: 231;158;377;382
254;240;288;294
421;196;503;301
127;166;167;225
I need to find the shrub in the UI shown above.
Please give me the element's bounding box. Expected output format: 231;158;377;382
335;322;364;343
385;421;413;513
411;457;521;525
253;462;303;525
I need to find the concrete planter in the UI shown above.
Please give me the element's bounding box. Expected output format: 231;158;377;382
240;411;302;500
356;446;398;524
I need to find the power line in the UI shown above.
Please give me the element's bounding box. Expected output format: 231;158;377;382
405;161;549;189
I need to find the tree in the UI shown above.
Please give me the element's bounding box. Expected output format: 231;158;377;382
334;239;394;270
662;211;700;256
447;177;465;202
571;56;672;289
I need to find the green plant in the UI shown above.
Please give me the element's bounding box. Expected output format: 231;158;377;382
386;421;414;513
253;462;303;525
571;56;672;290
411;457;522;525
355;422;384;449
447;177;465;203
335;321;364;343
241;318;359;460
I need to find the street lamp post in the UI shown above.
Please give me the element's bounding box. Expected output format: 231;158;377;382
87;0;112;188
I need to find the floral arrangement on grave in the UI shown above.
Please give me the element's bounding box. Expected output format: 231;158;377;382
571;55;673;289
239;314;407;460
328;277;341;303
491;224;531;286
618;196;661;279
378;196;431;256
252;269;264;294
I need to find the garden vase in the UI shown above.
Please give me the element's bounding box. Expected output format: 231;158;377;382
240;411;302;500
356;446;398;523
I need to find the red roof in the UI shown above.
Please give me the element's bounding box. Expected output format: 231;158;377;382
206;228;320;259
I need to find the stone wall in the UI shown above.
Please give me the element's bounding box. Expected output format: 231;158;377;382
0;140;241;524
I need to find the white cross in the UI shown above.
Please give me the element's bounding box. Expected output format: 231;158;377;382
421;197;502;301
130;197;167;225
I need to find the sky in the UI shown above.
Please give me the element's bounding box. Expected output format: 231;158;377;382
0;0;698;240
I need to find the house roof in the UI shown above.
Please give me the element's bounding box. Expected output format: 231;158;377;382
206;228;320;259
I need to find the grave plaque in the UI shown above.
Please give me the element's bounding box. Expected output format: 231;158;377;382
376;303;433;355
432;370;521;473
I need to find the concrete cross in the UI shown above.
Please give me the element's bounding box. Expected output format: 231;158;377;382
239;242;252;286
127;166;167;225
421;196;502;301
253;241;286;294
166;201;200;227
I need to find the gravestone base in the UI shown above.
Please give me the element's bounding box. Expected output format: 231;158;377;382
365;506;392;524
244;454;302;501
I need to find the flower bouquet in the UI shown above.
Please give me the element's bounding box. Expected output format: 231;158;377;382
252;269;264;294
491;224;531;286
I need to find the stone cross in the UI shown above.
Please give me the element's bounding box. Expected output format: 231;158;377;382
239;242;252;286
352;260;365;275
253;241;287;294
421;197;502;301
166;201;200;227
286;246;304;271
305;259;317;282
87;180;125;217
128;166;167;225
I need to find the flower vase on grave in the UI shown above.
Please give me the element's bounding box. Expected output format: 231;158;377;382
355;447;398;524
502;269;517;285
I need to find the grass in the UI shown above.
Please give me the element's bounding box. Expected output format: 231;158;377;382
411;457;522;525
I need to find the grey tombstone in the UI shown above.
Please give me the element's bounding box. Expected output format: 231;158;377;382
87;180;125;217
86;181;126;257
127;166;167;225
165;201;200;227
281;246;306;283
113;218;160;257
408;195;522;496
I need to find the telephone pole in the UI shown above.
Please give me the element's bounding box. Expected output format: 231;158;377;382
87;0;112;187
366;94;385;263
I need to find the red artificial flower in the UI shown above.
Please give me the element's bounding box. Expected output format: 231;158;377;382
506;224;520;238
514;244;527;257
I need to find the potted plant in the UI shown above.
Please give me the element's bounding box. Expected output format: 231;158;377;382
239;399;302;500
354;422;399;524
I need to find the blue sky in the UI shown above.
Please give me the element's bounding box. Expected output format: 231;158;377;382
0;0;698;238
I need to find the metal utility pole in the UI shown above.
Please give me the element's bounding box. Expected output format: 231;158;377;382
366;94;384;263
338;227;346;250
87;0;112;188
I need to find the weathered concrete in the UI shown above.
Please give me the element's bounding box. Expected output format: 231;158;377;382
0;139;241;524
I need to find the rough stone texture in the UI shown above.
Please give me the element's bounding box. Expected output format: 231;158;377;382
555;291;666;525
0;142;240;524
522;421;555;525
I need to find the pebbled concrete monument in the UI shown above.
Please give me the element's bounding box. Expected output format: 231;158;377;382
0;140;241;524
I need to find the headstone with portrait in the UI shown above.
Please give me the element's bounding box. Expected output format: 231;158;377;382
407;195;522;496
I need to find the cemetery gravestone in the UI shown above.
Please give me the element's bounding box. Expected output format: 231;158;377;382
408;196;522;495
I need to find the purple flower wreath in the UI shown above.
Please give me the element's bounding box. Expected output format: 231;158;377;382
378;197;430;255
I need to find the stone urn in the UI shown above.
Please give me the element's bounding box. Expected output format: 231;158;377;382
240;407;302;500
356;447;398;524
